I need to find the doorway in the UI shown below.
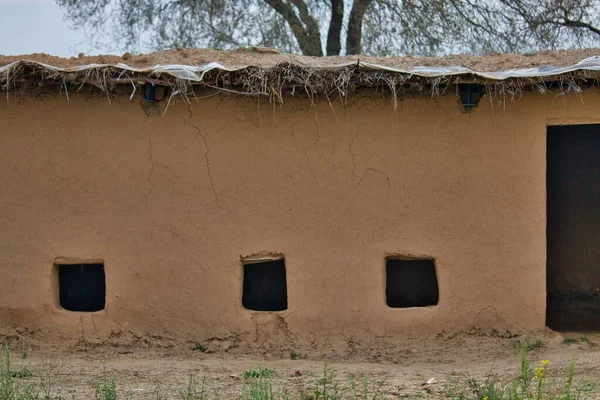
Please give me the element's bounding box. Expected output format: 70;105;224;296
547;124;600;330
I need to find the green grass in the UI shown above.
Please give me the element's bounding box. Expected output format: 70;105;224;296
94;363;117;400
10;370;33;379
180;373;209;400
446;345;578;400
513;339;544;353
244;367;276;379
240;378;280;400
0;341;595;399
0;343;38;400
562;336;596;347
19;343;31;361
191;343;207;352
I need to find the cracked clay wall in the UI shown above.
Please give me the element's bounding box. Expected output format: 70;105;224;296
1;91;599;344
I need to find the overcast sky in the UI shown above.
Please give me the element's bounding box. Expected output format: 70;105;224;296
0;0;108;57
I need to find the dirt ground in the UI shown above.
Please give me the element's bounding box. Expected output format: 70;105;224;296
3;328;600;399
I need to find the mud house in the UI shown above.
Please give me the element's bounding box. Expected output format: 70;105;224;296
1;49;600;347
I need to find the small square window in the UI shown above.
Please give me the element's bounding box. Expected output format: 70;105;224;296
58;263;106;312
242;258;287;311
386;258;439;308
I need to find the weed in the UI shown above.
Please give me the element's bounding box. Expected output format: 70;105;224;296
578;336;596;346
39;358;61;400
240;378;277;400
19;343;31;360
191;343;207;353
561;359;576;399
562;337;579;345
447;347;579;400
313;362;341;400
578;380;596;393
244;367;276;379
94;363;117;400
0;343;41;400
0;343;15;400
519;344;534;390
348;372;387;399
513;339;544;353
290;352;299;360
180;372;209;400
526;340;544;351
11;370;33;379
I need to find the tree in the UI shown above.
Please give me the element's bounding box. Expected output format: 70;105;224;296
56;0;600;57
446;0;600;53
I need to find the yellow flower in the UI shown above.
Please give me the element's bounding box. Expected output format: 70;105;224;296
534;367;544;379
534;360;549;380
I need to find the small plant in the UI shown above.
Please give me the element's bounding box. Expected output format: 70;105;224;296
446;346;581;400
313;362;341;400
240;378;277;400
527;339;544;351
39;358;60;400
0;343;40;400
513;339;544;353
290;352;299;360
244;367;276;379
180;372;209;400
534;359;550;399
10;370;33;379
348;372;387;400
1;343;15;400
563;337;579;345
94;363;117;400
19;343;31;360
191;343;207;352
519;344;534;390
578;336;596;346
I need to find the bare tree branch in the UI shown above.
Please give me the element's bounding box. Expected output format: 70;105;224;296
55;0;600;58
347;0;374;54
326;0;344;55
264;0;323;55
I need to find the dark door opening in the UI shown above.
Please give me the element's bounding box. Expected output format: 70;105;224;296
547;124;600;330
58;263;106;312
386;258;439;308
242;259;288;311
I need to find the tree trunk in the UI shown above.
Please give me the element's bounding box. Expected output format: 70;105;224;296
263;0;323;56
326;0;344;55
346;0;373;55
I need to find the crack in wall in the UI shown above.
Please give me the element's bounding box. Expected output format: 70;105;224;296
144;117;157;207
26;135;35;181
355;168;391;189
186;105;218;201
44;154;71;197
472;305;509;331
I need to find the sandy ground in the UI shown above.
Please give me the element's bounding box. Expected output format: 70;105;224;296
3;329;600;399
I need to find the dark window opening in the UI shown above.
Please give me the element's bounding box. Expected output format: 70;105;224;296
547;124;600;330
242;259;287;311
58;263;106;312
386;258;439;308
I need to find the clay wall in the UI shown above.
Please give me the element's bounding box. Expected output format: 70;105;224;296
1;91;598;343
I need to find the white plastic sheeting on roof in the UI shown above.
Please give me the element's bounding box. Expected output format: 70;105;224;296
2;56;600;82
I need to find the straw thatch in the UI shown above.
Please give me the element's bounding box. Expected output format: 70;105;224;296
2;48;600;111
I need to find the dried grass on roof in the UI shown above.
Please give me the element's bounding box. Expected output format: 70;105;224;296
0;48;598;112
2;47;600;71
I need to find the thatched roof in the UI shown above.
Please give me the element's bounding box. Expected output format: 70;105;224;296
2;48;600;107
